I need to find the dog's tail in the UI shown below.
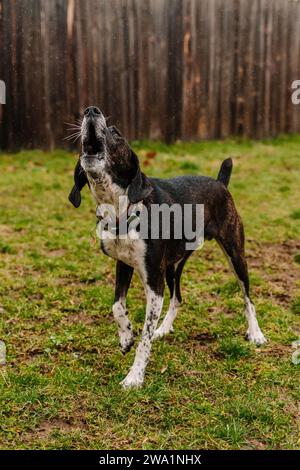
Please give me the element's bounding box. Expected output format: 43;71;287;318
217;158;233;187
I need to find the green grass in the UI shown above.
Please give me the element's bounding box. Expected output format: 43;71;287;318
0;135;300;449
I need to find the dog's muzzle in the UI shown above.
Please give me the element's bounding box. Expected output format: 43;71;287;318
81;106;107;156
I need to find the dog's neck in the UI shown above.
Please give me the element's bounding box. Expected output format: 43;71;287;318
87;171;127;210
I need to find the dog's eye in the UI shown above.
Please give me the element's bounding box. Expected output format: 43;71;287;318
110;126;121;137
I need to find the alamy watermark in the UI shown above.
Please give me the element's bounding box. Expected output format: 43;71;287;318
0;80;5;105
291;80;300;105
95;196;204;251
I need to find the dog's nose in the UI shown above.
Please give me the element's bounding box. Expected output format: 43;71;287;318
84;106;102;118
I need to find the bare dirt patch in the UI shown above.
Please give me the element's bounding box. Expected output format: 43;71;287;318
63;311;99;325
47;249;67;258
0;224;15;236
23;418;87;443
244;438;266;450
247;239;300;307
259;344;291;357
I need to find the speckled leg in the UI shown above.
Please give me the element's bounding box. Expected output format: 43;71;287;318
154;257;190;340
121;284;164;389
113;261;135;354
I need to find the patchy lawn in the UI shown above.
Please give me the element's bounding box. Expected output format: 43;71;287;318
0;135;299;449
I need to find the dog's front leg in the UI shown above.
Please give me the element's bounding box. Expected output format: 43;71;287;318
121;280;164;389
113;261;135;354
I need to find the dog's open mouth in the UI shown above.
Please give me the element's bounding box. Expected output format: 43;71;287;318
83;122;104;156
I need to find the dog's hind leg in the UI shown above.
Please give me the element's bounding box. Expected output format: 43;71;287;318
154;254;191;340
113;261;135;354
121;270;165;388
153;265;178;339
217;219;266;346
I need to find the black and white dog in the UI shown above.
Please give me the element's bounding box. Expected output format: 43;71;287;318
68;106;266;388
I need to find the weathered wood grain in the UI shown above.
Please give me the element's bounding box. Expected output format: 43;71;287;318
0;0;300;149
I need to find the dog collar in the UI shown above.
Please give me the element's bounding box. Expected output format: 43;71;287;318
97;204;140;236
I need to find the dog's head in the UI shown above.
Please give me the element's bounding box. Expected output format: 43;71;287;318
68;106;152;207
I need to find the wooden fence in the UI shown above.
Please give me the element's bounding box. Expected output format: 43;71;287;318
1;0;300;149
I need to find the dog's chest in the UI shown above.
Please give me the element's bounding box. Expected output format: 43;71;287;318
88;169;146;274
102;236;146;272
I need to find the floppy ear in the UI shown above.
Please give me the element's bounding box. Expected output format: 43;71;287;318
128;152;153;204
68;159;88;208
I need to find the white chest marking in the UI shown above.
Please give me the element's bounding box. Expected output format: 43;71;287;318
102;236;147;277
87;165;148;280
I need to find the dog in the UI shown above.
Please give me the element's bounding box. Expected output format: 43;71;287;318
68;106;266;388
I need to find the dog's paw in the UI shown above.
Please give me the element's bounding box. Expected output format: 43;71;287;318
153;324;174;340
120;370;144;389
246;329;267;346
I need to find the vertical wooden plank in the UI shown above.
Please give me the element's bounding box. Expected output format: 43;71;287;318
19;0;46;148
286;0;300;134
263;0;273;136
40;0;53;148
234;0;250;136
165;0;183;142
207;0;216;138
214;0;223;138
195;0;210;139
278;0;287;134
66;0;76;124
135;0;149;138
123;0;139;140
244;0;258;137
219;0;235;138
8;0;20;148
269;0;279;136
182;0;192;138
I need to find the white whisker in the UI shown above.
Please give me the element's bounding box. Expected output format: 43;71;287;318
64;132;81;142
65;124;81;129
